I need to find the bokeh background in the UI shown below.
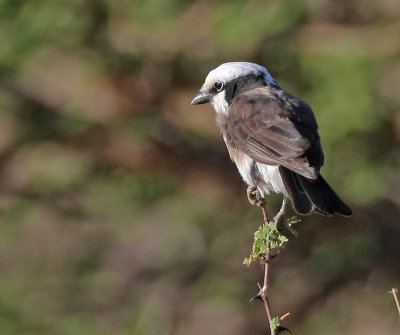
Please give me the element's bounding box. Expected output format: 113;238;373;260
0;0;399;334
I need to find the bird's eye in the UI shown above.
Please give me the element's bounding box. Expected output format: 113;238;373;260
213;81;224;92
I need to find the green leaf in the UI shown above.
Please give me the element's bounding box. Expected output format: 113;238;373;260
244;220;295;266
270;316;280;330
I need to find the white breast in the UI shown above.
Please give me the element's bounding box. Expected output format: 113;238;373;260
224;138;287;198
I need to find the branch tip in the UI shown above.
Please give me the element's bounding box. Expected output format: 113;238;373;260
388;287;400;320
250;294;263;303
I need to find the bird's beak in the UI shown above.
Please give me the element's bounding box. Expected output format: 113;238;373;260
191;91;212;105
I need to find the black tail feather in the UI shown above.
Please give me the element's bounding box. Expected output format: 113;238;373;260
278;166;313;215
279;166;352;216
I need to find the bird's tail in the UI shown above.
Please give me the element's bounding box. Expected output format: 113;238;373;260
279;166;352;216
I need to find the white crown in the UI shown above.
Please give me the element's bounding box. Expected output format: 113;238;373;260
206;62;277;86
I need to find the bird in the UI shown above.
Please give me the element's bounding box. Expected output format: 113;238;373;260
191;62;351;223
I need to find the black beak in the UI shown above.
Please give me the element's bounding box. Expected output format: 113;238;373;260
191;91;212;105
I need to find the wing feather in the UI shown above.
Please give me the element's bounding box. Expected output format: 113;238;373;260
226;86;323;179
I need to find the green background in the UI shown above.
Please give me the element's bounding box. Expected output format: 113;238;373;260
0;0;399;334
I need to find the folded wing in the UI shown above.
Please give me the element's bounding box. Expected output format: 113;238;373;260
225;86;324;180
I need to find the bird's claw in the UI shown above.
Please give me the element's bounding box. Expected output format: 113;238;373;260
272;198;287;226
273;212;285;226
247;186;265;207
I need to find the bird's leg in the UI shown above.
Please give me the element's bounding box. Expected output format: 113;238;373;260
247;186;270;223
273;198;287;225
247;186;265;207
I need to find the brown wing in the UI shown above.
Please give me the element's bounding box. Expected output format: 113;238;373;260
226;86;323;180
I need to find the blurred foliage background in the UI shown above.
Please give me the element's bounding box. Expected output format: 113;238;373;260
0;0;399;334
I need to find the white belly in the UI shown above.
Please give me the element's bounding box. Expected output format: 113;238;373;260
230;149;287;197
255;162;287;197
223;136;287;197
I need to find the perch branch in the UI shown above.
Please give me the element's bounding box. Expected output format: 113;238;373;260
245;194;295;334
259;253;276;335
259;202;275;335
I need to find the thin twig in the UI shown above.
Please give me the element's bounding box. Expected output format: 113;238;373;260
388;288;400;321
260;202;270;224
258;201;276;335
259;254;276;335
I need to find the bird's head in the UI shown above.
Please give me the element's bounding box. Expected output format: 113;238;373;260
191;62;278;114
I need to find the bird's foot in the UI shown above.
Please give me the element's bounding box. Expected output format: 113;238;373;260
272;198;288;226
272;211;285;226
247;186;265;207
